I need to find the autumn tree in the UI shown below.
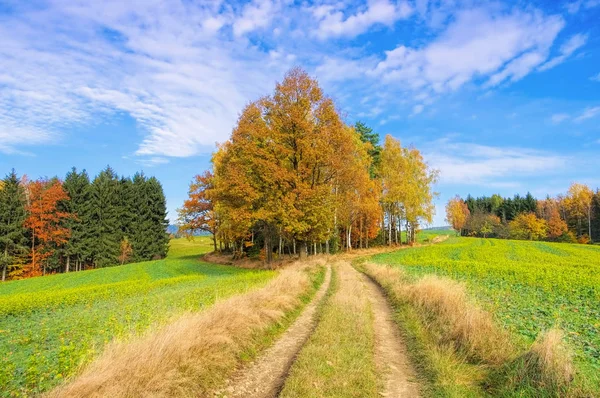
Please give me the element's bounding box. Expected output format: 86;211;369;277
565;183;593;241
24;179;71;276
119;237;133;265
0;171;28;281
178;171;218;251
509;213;548;241
445;196;470;235
211;68;357;261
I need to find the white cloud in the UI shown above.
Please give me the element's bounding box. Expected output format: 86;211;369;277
590;72;600;82
233;0;279;37
565;0;600;14
551;113;570;124
574;106;600;122
424;138;569;186
411;104;425;115
313;0;412;40
374;7;564;93
538;33;587;71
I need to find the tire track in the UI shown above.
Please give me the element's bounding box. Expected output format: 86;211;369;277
217;264;332;398
359;267;421;397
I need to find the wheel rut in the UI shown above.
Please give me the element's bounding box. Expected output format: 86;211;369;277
217;264;332;398
359;266;421;397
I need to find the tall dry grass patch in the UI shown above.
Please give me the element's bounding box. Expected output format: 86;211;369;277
48;263;322;398
407;276;513;365
521;329;575;393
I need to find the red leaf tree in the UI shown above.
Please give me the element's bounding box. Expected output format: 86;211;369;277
24;179;71;277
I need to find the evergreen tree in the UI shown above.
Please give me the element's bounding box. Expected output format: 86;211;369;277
146;176;170;259
62;168;92;272
0;171;28;281
89;167;122;267
355;121;381;178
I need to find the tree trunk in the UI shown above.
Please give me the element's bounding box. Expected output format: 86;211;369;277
2;247;7;281
326;239;330;254
293;239;297;256
300;241;308;258
212;234;217;252
66;256;70;273
347;225;352;250
589;208;592;242
388;212;392;246
279;235;283;256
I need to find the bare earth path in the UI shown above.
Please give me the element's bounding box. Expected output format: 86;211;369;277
358;266;421;397
219;264;332;398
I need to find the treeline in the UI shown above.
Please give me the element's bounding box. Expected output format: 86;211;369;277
0;167;169;281
178;68;438;262
446;183;600;243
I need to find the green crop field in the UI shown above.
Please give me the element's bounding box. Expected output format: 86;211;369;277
372;237;600;388
0;238;275;397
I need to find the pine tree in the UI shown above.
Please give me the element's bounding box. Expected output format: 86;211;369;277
355;121;381;178
146;176;169;259
62;168;92;272
0;170;28;281
89;167;122;267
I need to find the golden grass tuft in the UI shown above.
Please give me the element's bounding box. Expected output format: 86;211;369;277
48;264;321;398
521;328;575;393
407;276;513;365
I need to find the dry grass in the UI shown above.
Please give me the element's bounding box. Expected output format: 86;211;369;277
360;262;579;397
407;276;513;364
280;262;379;398
48;262;323;398
520;329;575;393
363;263;512;364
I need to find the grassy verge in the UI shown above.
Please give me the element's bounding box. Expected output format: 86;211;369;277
280;262;378;398
47;261;326;397
357;261;590;397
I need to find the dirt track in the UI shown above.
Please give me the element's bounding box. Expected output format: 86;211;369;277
218;264;332;398
219;259;421;398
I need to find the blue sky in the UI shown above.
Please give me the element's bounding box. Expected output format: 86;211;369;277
1;0;599;226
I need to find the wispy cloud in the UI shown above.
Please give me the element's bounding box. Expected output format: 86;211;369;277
565;0;600;14
374;7;564;94
551;113;570;124
590;72;600;82
424;138;569;186
538;33;587;71
574;106;600;122
312;0;412;40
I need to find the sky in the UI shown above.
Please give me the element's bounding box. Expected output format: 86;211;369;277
1;0;599;227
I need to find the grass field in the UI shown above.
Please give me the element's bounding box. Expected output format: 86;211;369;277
372;237;600;389
0;238;275;397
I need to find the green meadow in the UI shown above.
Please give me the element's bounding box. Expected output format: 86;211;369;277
0;238;275;396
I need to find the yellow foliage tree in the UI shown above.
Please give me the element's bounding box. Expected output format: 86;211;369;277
509;213;548;241
446;196;470;235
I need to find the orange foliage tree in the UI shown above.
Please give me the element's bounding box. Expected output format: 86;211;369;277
446;195;470;236
24;179;71;276
177;171;218;251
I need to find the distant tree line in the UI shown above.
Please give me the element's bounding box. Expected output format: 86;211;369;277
0;167;169;281
178;68;438;263
446;183;600;243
